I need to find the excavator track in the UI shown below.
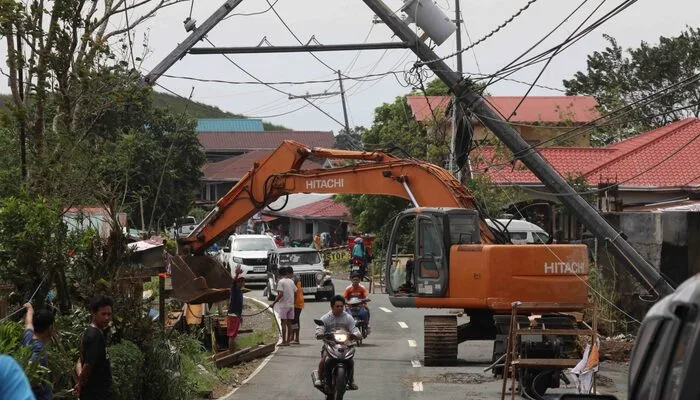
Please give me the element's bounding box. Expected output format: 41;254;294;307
423;315;458;366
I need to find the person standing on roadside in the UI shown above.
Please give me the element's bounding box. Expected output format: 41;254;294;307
23;302;54;399
227;267;245;351
74;296;113;400
270;267;296;346
290;272;305;344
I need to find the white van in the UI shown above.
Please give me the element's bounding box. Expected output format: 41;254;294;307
485;219;550;244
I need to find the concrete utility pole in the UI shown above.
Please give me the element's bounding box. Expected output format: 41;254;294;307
142;0;244;85
364;0;674;297
338;70;352;135
449;0;461;175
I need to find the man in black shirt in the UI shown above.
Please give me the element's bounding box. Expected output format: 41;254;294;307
75;296;113;399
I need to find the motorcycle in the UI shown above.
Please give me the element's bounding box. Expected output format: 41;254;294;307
346;297;370;346
349;257;368;281
311;319;357;400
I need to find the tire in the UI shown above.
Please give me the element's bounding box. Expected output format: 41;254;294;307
334;366;346;400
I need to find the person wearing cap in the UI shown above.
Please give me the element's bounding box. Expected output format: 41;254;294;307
227;268;245;351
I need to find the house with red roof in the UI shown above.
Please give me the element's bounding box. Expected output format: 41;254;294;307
198;150;324;204
472;118;700;240
196;130;335;203
198;131;335;162
262;197;351;243
406;95;600;147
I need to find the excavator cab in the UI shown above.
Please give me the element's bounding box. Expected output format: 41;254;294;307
385;207;480;296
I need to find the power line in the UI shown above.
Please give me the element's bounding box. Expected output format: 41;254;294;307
483;0;592;88
485;0;640;85
222;0;280;19
203;37;346;129
264;0;337;75
415;0;540;67
505;0;610;121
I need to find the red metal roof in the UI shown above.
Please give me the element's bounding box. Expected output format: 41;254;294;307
407;96;600;123
201;150;323;182
586;119;700;187
474;118;700;188
472;147;616;184
198;131;335;151
279;198;350;219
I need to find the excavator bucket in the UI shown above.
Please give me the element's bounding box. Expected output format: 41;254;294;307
170;255;232;304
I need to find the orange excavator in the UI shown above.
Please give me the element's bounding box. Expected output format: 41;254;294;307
178;140;589;395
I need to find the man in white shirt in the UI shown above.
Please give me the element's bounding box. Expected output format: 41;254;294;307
271;266;296;346
314;295;361;390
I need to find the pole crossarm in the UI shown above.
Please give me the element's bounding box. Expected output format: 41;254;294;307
188;42;412;54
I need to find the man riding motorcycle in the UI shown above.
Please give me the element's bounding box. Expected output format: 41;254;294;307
315;295;361;390
343;274;370;335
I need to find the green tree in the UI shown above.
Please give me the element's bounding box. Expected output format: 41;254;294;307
334;126;365;151
563;28;700;145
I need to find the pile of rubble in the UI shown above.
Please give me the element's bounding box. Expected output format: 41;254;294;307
600;334;635;362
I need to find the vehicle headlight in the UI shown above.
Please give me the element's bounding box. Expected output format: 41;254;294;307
333;333;348;343
232;257;243;264
315;272;324;283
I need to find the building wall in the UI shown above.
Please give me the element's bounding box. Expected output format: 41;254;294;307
601;211;700;284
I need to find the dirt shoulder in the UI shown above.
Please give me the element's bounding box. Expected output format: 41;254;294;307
212;298;279;399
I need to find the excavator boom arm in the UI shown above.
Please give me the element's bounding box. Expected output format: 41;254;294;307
182;140;486;252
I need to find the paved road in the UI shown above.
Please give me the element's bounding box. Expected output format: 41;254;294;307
227;279;629;400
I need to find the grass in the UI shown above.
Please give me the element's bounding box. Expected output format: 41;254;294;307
237;299;279;348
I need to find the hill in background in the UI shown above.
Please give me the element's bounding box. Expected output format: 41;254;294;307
0;91;290;131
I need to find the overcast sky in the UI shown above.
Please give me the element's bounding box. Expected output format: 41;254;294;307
4;0;700;132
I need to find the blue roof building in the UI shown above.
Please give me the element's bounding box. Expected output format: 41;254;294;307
196;118;264;132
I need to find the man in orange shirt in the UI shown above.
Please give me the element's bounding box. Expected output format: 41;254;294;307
343;274;370;331
291;272;304;344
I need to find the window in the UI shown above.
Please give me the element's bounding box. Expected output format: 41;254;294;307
508;232;528;241
418;218;442;279
232;238;276;251
533;231;550;243
279;252;321;266
448;214;478;244
305;223;313;235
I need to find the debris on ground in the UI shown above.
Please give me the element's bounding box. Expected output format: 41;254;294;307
600;334;635;362
424;372;497;385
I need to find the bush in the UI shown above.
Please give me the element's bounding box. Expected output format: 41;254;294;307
141;335;191;400
110;340;144;400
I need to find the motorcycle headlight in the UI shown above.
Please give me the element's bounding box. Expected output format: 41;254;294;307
333;332;348;343
315;272;324;283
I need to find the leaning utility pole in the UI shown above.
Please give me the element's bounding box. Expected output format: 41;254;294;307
142;0;243;85
364;0;674;297
448;0;461;176
337;70;352;135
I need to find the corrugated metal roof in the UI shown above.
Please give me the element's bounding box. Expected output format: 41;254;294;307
279;198;350;219
201;150;324;182
198;131;335;151
473;118;700;189
196;118;264;132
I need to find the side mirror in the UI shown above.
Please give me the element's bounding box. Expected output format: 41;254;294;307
313;319;324;326
323;259;330;267
223;246;230;253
